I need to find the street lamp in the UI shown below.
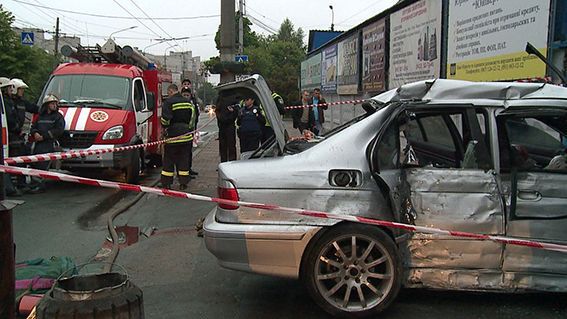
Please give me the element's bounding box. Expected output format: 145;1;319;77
108;26;138;40
143;39;168;53
329;5;334;31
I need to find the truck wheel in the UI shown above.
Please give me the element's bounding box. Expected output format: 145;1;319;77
301;224;402;318
125;150;141;184
36;281;143;319
148;154;162;168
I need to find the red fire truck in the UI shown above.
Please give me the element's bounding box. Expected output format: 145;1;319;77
39;39;171;183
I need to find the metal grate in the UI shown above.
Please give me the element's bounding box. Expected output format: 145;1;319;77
58;131;98;149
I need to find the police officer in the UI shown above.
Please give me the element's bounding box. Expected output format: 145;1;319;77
216;97;238;162
236;94;265;152
28;94;65;193
259;91;286;144
160;84;194;190
271;92;285;115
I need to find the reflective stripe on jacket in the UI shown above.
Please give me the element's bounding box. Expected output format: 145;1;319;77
160;93;194;143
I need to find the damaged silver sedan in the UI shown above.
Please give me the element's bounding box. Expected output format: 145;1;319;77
204;76;567;317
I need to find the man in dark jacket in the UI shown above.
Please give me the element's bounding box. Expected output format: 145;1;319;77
28;94;65;193
216;97;238;162
236;95;265;153
310;88;328;135
160;84;194;190
293;89;328;135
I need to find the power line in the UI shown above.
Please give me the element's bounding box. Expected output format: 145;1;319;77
246;14;277;35
246;6;279;25
127;0;182;49
31;0;89;35
11;0;220;21
336;0;385;25
111;0;164;40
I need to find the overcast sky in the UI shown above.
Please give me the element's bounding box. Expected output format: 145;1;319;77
6;0;397;57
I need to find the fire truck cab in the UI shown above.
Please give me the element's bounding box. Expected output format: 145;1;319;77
39;40;171;183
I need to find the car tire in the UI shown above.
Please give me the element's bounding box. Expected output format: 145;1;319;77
125;150;141;184
36;281;143;318
302;224;402;318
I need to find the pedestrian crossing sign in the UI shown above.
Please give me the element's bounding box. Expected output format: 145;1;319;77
21;32;34;46
235;55;249;63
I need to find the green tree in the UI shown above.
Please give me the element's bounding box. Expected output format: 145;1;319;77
0;5;57;103
196;82;218;105
206;15;306;105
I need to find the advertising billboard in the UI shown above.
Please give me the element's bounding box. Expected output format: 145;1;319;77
300;53;322;90
337;33;359;95
389;0;442;89
362;19;386;93
321;44;338;93
447;0;551;81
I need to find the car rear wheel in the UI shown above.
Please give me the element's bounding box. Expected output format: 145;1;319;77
302;224;401;318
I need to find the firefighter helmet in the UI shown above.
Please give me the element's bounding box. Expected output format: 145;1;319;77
42;94;59;106
10;78;29;90
0;77;12;88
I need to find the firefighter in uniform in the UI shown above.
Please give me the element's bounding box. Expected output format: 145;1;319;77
236;95;265;152
160;84;194;190
0;77;21;196
28;94;65;193
11;79;39;132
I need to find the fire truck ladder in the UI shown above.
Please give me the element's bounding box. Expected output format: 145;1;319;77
60;39;153;70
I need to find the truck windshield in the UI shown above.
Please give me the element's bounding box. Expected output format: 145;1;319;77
44;74;130;109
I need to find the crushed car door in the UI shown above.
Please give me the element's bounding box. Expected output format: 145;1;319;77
497;108;567;284
372;105;505;280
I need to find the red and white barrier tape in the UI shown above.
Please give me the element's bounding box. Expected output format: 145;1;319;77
4;116;217;165
1;164;566;254
283;99;365;111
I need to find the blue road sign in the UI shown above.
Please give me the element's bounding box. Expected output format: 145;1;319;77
21;32;34;46
235;55;249;63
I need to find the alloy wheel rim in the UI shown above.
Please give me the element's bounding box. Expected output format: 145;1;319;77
314;234;394;312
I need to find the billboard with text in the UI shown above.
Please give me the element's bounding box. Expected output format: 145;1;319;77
362;19;386;93
447;0;550;81
389;0;442;89
338;34;359;95
321;44;338;93
300;53;322;90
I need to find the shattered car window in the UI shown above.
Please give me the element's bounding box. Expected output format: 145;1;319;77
501;115;567;172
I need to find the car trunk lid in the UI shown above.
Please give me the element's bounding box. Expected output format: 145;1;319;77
216;74;286;154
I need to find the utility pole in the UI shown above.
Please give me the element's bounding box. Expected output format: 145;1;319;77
54;17;60;56
220;0;236;84
238;0;244;55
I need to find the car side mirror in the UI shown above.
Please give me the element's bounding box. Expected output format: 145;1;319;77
145;92;155;112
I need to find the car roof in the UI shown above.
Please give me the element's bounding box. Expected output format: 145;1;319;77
372;79;567;108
